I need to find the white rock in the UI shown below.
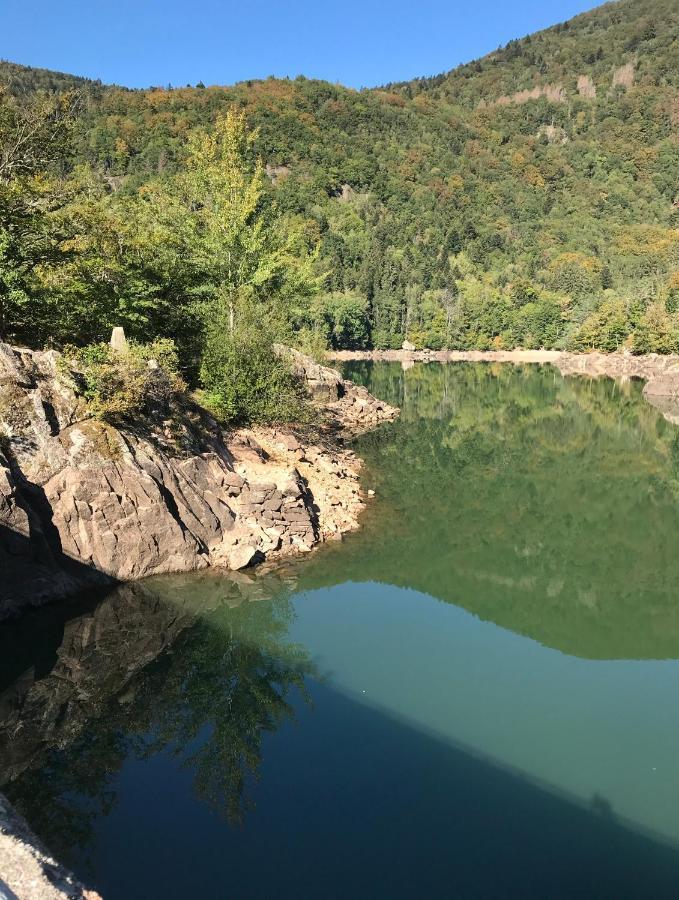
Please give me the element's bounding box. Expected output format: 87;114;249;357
110;327;128;353
227;543;258;570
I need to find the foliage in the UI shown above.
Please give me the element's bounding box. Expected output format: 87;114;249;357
1;0;679;359
571;298;638;351
292;325;329;362
0;87;77;343
66;339;186;424
199;309;309;425
633;302;678;353
165;108;320;330
310;291;370;349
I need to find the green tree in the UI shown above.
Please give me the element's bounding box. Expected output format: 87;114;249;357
159;109;323;421
633;302;677;354
173;108;320;334
0;88;76;343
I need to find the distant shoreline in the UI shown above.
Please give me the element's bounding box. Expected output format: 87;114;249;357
329;349;564;364
329;348;679;423
328;347;679;377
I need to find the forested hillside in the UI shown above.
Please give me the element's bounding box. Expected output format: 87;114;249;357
1;0;678;374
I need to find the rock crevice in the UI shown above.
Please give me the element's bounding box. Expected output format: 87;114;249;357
0;343;398;620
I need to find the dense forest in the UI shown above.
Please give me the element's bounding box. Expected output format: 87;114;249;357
1;0;678;419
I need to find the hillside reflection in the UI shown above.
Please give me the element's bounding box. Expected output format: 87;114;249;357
295;362;679;659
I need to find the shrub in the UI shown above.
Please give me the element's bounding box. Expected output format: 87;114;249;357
633;303;678;354
66;338;186;424
293;327;328;363
199;313;309;426
569;298;635;351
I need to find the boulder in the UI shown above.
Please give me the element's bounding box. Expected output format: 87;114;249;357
0;793;100;899
274;344;343;401
226;541;259;570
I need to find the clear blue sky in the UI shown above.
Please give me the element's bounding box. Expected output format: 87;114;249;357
2;0;601;89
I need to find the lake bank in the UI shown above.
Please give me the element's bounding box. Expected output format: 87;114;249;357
0;347;397;895
6;350;679;898
0;343;398;622
6;361;679;898
330;349;679;422
329;347;679;379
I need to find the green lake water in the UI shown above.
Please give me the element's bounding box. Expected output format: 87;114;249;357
4;361;679;898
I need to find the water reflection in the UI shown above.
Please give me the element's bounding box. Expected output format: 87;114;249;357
6;578;679;898
5;362;679;897
306;362;679;659
2;575;314;865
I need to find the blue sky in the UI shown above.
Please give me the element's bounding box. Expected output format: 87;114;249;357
3;0;601;89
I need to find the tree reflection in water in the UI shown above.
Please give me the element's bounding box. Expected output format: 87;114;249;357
5;591;314;862
7;361;679;885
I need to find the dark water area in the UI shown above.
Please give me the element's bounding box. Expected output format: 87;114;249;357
4;362;679;898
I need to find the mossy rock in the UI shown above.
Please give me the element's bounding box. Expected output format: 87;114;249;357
0;381;34;430
68;420;124;462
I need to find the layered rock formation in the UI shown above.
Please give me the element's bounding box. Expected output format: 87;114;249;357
0;343;397;620
275;344;400;432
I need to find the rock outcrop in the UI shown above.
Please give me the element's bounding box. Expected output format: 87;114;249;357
0;343;398;620
274;344;399;431
0;794;100;899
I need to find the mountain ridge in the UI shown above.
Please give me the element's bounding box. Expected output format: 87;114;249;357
1;0;678;353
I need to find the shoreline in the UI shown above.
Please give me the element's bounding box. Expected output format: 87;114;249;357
0;343;398;622
328;347;679;374
3;346;679;897
0;347;398;897
4;344;679;898
329;349;679;421
330;349;564;364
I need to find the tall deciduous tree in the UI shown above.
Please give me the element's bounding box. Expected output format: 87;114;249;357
174;108;321;334
151;108;324;421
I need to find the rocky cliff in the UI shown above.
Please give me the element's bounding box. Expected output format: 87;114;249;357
0;343;397;620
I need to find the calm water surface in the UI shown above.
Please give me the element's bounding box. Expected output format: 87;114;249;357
4;362;679;898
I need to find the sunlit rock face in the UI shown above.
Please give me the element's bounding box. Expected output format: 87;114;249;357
0;792;98;900
0;343;398;619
